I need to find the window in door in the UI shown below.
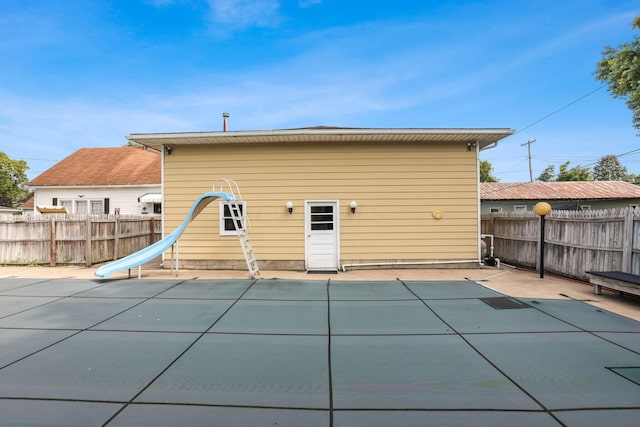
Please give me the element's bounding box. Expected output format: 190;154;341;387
310;205;334;230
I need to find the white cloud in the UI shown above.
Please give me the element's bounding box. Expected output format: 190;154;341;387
207;0;282;33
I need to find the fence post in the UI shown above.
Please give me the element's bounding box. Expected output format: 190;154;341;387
49;218;56;267
150;217;156;244
85;216;92;267
113;216;120;261
622;207;633;273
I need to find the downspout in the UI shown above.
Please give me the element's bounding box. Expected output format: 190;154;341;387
480;141;499;151
160;144;166;267
478;140;501;267
476;139;482;266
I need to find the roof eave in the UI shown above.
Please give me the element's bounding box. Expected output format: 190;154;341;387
127;128;515;151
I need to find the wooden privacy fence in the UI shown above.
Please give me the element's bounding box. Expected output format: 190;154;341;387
481;208;640;281
0;214;161;267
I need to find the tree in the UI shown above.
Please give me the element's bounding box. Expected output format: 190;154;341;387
537;165;555;182
626;173;640;185
595;15;640;132
0;152;30;208
480;160;499;182
556;161;592;181
593;154;628;180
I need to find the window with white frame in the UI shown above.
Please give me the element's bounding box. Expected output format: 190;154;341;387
90;200;104;214
580;205;591;210
219;201;246;235
60;200;73;213
513;205;527;212
75;200;88;214
490;207;503;213
56;199;104;214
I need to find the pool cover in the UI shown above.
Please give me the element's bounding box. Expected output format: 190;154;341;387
0;277;639;426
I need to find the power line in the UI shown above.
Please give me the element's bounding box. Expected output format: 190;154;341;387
580;147;640;168
509;85;606;138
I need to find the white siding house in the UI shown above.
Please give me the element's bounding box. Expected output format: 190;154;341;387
28;147;161;216
32;185;161;215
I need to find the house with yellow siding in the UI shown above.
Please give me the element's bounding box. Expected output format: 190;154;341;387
127;127;514;272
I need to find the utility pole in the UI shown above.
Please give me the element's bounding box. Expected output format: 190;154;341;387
521;139;536;182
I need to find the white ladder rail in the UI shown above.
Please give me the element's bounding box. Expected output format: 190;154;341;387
228;201;260;277
214;178;260;278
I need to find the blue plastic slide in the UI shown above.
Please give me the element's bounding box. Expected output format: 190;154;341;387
95;191;236;278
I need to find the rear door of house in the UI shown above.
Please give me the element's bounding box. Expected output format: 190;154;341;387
305;201;339;271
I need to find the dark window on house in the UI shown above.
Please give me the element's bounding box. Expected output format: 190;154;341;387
220;202;246;235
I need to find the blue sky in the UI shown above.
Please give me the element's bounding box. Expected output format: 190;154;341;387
1;0;639;182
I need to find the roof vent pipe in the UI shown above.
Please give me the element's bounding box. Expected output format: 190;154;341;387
223;112;230;132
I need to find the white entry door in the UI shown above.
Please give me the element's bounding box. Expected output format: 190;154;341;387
305;201;339;271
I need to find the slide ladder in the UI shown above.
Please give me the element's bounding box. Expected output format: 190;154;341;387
215;179;260;277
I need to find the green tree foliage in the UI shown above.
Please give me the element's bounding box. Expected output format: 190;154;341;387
593;154;628;180
537;165;555;182
537;162;592;182
556;161;592;181
0;152;30;208
595;15;640;132
479;160;499;182
626;173;640;185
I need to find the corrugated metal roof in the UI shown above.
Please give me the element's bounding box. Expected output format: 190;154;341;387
481;181;640;200
127;127;515;150
28;147;161;187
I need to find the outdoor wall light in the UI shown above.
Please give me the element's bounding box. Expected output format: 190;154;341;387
350;201;358;214
164;146;172;155
286;201;294;215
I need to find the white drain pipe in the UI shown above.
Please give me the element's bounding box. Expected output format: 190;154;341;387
341;259;483;272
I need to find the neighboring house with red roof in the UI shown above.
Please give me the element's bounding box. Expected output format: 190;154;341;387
19;196;34;215
481;181;640;213
28;147;161;215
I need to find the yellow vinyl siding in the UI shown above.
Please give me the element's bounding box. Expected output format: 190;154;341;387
162;140;480;264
